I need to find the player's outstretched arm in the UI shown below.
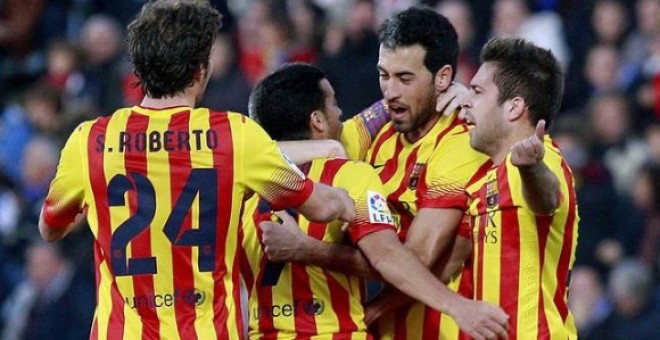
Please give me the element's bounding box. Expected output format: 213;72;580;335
357;229;509;340
364;234;472;325
297;183;355;223
278;140;347;164
510;120;560;215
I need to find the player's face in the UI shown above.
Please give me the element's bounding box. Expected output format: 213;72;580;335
461;62;510;156
319;78;343;141
378;44;437;134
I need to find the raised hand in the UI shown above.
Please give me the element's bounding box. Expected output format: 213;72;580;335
511;119;546;168
452;299;510;340
260;211;307;263
437;82;468;116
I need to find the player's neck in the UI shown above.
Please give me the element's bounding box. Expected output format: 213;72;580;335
140;93;197;109
404;111;441;143
140;96;195;109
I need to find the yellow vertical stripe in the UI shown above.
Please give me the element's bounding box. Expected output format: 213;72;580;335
144;115;179;339
188;109;218;339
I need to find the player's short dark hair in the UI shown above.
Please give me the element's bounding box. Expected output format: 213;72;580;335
480;37;564;128
127;0;221;98
378;6;459;78
249;63;327;141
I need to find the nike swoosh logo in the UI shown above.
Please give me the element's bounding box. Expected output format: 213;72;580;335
373;164;385;169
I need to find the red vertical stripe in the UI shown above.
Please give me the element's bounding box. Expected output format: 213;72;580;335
473;169;491;302
369;125;396;165
421;307;440;339
470;163;494;303
457;255;474;340
90;241;102;340
237;228;254;290
319;159;358;334
554;162;577;322
232;239;245;338
251;209;278;336
210;112;235;339
123;113;160;340
291;261;318;334
393;306;410;340
536;215;553;339
88;116;126;340
166;110;198;340
387;147;419;240
325;272;358;334
497;165;519;338
377;138;404;184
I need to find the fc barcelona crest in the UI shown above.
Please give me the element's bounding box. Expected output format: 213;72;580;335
409;163;426;190
485;179;500;208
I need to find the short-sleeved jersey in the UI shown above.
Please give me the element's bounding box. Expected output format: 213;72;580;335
465;137;579;339
41;106;315;340
342;111;489;340
239;158;396;339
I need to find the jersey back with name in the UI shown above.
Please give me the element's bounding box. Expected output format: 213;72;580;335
42;106;314;340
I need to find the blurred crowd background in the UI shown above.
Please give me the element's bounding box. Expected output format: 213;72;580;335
0;0;659;339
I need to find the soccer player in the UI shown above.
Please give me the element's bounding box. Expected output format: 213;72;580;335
37;1;354;339
261;7;510;340
243;62;505;339
460;37;579;339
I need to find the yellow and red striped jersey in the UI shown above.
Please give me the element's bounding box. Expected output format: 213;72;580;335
342;111;489;340
41;106;315;340
465;137;579;339
240;158;396;339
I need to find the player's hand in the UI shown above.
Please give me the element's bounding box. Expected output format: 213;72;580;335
260;211;308;263
335;188;356;223
451;299;509;340
363;304;385;326
511;120;546;168
437;82;468;116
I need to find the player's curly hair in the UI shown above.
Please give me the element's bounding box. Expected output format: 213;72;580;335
378;6;458;79
127;0;221;98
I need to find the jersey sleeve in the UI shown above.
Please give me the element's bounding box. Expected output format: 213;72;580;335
239;116;314;211
334;161;396;244
340;99;390;161
42;123;87;227
417;126;489;210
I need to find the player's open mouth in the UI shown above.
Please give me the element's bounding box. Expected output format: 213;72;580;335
389;105;408;117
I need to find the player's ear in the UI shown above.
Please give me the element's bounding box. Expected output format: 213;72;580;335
193;65;208;84
434;65;453;92
309;110;326;134
506;97;526;121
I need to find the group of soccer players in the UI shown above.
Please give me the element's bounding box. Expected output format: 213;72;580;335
37;0;579;339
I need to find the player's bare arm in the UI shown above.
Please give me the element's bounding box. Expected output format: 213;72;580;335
511;119;560;215
278;139;347;163
357;227;509;340
298;183;356;223
259;211;381;279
